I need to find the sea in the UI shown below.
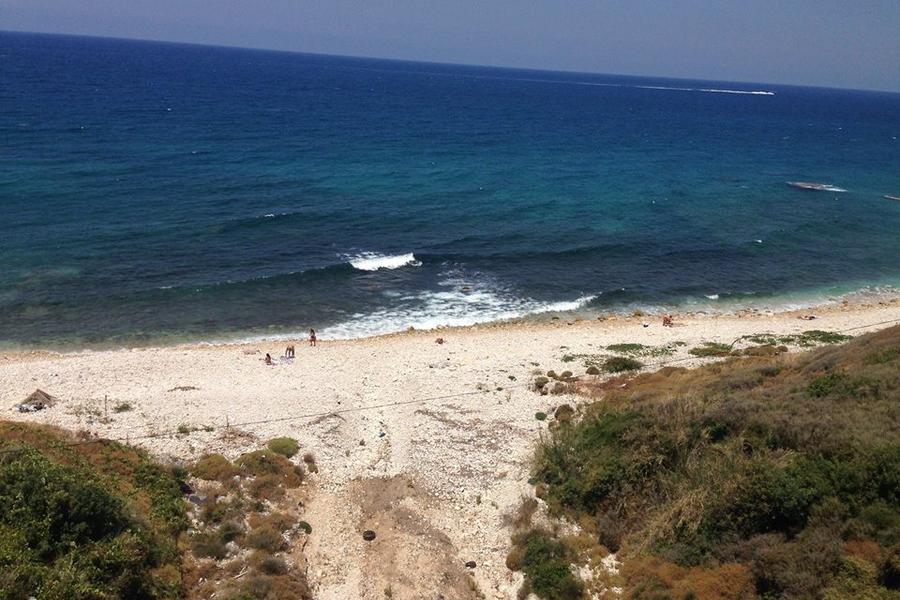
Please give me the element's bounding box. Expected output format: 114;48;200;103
2;31;900;349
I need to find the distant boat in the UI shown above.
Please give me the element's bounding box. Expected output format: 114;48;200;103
885;194;900;201
787;181;847;192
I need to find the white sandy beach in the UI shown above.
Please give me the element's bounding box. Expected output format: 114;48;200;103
3;298;900;599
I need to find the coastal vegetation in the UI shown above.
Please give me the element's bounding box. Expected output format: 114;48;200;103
0;421;187;600
0;425;314;600
562;342;682;370
687;330;853;359
266;437;299;458
601;356;644;373
688;341;734;357
515;325;900;599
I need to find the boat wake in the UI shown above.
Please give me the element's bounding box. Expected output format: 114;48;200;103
633;85;775;96
787;181;848;192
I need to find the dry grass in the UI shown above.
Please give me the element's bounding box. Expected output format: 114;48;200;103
192;453;239;482
0;421;188;598
180;443;315;600
528;326;900;599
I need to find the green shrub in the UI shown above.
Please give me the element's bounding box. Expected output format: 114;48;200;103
237;450;301;482
808;371;849;398
192;453;238;482
0;423;188;600
0;450;128;558
602;356;643;373
513;529;584;600
688;342;733;357
742;330;851;347
535;409;641;511
807;371;880;399
607;342;678;358
866;346;900;365
267;437;299;458
799;330;852;346
740;344;786;357
847;502;900;547
607;343;646;354
821;555;884;599
524;325;900;599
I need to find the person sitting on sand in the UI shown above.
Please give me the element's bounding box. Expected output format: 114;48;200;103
285;344;295;358
265;353;274;365
309;329;317;347
662;315;674;327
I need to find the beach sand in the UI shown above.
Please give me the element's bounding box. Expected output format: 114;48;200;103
3;298;900;599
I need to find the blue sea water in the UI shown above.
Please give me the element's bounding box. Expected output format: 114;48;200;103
2;31;900;348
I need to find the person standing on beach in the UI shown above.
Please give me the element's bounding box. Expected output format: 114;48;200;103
309;329;317;346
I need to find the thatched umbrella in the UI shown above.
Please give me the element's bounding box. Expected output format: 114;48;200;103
17;389;57;412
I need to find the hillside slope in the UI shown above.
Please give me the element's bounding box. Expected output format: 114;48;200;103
520;326;900;599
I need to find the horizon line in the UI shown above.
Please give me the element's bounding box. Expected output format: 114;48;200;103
3;28;899;96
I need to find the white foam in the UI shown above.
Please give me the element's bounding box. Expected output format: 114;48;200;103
317;288;596;340
705;294;720;300
348;252;420;271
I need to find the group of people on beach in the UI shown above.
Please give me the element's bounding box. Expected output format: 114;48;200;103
264;329;316;365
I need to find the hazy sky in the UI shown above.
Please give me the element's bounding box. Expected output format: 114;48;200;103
4;0;900;92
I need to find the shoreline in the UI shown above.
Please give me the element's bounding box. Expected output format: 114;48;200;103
3;291;899;360
3;297;900;599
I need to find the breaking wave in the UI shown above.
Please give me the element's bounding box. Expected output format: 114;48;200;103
318;289;596;339
348;253;420;271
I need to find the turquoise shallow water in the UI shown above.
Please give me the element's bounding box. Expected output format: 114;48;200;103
2;32;900;348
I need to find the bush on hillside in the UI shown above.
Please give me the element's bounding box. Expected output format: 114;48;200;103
602;356;644;373
192;453;238;482
529;325;900;599
509;529;584;600
266;437;299;458
0;422;187;600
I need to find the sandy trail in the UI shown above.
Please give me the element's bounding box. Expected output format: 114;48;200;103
2;299;899;599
